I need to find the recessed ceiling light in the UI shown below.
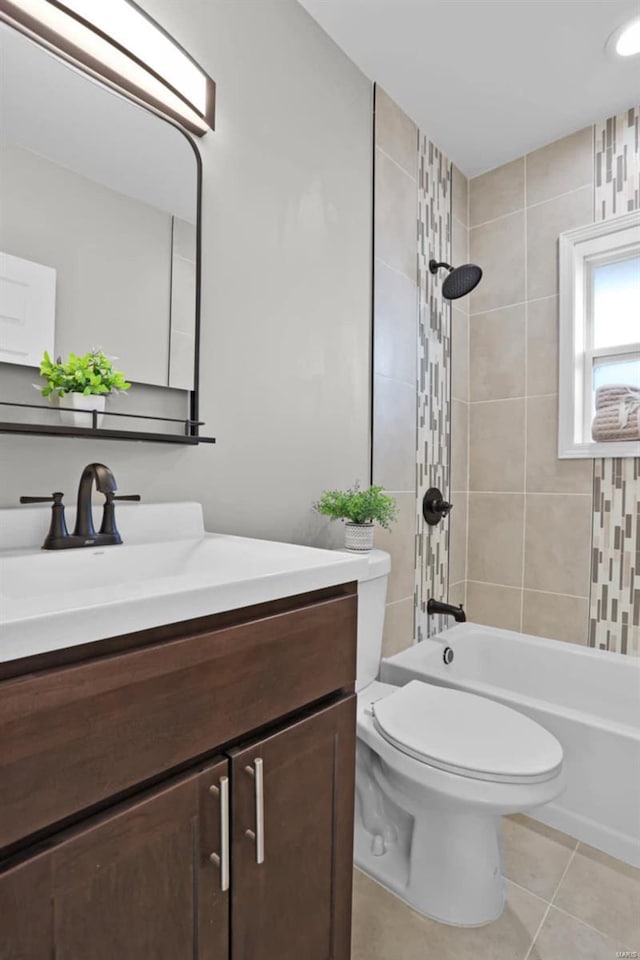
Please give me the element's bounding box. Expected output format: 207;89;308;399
607;17;640;58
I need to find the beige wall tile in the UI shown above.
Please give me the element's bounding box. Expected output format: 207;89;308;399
374;147;417;280
503;814;577;901
374;86;417;179
554;842;640;946
374;260;417;386
470;399;525;492
533;906;629;960
527;296;559;396
466;580;522;630
382;597;414;658
526;395;593;494
468;493;524;587
469;304;526;401
449;580;466;606
449;491;468;586
452;163;468;227
526;126;594;206
451;399;469;492
470;158;525;226
372;374;416;491
469;211;525;313
451;307;469;402
526;185;593;300
375;491;416;603
524;493;592;596
522;590;589;644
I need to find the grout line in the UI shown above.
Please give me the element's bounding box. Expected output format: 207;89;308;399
526;182;592;212
522;901;553;960
373;368;418;390
468;491;592;497
469;207;524;230
549;843;579;905
375;144;418;183
469;393;556;404
520;153;529;632
470;294;557;317
524;845;579;960
466;579;589;600
374;254;416;286
386;595;414;607
469;182;593;231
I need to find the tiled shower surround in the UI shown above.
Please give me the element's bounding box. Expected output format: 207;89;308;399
462;106;639;654
415;137;452;640
372;86;457;650
373;89;638;655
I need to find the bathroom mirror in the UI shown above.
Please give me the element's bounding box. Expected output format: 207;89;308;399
0;22;203;426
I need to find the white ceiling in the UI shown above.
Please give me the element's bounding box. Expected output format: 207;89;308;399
298;0;640;176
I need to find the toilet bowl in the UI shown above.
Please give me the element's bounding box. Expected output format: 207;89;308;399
355;552;565;926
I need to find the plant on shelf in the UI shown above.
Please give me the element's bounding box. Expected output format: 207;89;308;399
38;349;131;430
314;483;397;552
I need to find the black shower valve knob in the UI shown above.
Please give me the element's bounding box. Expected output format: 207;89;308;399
422;488;453;526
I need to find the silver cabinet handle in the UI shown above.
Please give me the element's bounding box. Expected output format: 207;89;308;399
245;757;265;865
209;776;230;891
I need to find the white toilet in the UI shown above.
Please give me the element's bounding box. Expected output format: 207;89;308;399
355;551;565;927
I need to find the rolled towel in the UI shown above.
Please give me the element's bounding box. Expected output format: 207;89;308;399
595;384;640;410
591;387;640;442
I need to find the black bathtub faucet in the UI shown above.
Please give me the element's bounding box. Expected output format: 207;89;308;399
427;598;466;623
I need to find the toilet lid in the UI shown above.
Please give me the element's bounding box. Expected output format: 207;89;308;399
372;681;563;784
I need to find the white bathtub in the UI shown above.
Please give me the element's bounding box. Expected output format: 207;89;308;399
380;622;640;867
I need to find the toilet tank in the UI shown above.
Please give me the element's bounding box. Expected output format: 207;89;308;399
356;549;391;692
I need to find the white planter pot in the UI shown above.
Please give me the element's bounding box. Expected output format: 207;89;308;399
344;522;375;552
57;393;106;429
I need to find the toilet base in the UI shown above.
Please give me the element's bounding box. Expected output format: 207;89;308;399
355;802;507;927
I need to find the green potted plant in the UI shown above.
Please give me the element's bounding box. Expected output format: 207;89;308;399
314;483;397;552
39;349;130;429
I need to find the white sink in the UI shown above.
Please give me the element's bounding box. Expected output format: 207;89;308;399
0;502;369;662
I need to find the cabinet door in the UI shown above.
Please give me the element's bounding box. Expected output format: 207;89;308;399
0;759;230;960
229;695;356;960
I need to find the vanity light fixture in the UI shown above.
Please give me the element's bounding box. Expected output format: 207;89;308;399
0;0;215;134
606;16;640;58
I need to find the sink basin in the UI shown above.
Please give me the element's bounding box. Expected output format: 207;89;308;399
0;502;369;662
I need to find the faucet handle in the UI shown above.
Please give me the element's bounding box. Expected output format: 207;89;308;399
99;491;140;541
20;492;65;504
20;493;69;549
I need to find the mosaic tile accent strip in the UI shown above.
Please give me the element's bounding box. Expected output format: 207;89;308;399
589;459;640;655
415;136;452;641
594;107;640;220
591;107;640;656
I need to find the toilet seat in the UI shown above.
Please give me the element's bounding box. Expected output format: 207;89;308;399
371;680;563;785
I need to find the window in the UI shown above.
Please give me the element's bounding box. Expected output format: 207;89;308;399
558;211;640;458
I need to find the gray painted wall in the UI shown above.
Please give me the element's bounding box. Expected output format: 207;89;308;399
0;0;373;549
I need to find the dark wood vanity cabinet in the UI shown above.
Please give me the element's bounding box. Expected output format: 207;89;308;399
0;758;230;960
0;586;357;960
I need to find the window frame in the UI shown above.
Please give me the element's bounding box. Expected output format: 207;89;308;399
558;211;640;459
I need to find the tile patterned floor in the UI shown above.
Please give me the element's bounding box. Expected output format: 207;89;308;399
352;815;640;959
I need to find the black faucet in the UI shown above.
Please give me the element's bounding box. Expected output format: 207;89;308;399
427;598;467;623
20;463;140;550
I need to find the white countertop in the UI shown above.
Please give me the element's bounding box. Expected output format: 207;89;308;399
0;502;369;663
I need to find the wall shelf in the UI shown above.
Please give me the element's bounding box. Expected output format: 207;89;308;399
0;402;215;445
0;422;216;444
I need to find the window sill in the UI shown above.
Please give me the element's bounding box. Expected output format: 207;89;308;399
558;438;640;459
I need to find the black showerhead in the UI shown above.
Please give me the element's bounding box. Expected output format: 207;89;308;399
429;260;483;300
